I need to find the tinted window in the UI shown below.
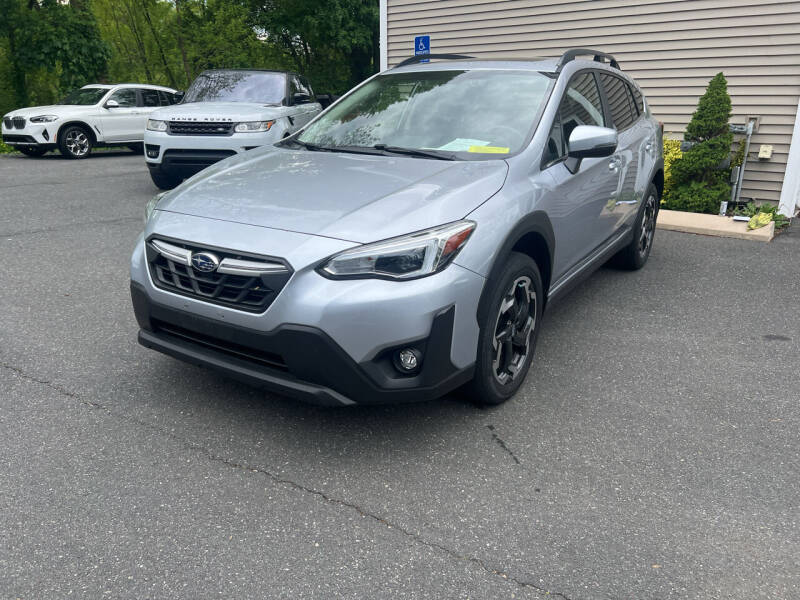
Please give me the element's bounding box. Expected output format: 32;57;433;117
107;88;138;107
599;73;636;130
183;71;286;104
300;76;315;99
544;71;605;164
59;88;107;105
291;75;312;103
140;89;160;107
631;85;644;115
157;90;174;106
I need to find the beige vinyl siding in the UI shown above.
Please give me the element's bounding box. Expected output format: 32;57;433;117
386;0;800;203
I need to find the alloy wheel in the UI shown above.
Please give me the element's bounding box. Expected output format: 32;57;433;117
65;130;90;157
492;276;537;385
638;193;657;257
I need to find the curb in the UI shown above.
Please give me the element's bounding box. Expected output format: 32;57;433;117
656;209;775;242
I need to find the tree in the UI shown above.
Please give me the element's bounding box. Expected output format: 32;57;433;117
664;72;733;214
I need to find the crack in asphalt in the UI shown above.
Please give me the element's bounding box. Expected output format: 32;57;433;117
487;424;522;465
1;216;140;239
1;361;574;600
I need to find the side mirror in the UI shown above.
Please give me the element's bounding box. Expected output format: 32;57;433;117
173;91;185;103
293;92;311;105
104;99;120;109
567;125;617;158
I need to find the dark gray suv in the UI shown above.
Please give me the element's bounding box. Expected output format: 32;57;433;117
132;48;664;406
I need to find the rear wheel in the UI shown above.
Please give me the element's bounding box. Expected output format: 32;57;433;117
463;252;543;405
18;146;48;157
612;182;659;270
149;167;182;190
58;125;92;159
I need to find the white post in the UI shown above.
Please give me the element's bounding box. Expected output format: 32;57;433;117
778;97;800;217
379;0;388;72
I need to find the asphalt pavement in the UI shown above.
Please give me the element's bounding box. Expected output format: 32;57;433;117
1;151;798;599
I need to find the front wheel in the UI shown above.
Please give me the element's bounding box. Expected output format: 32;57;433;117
463;252;544;406
18;146;48;157
58;125;92;159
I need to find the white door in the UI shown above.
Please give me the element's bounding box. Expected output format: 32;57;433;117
100;88;143;142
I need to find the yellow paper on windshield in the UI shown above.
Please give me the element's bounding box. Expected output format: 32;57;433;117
468;145;510;154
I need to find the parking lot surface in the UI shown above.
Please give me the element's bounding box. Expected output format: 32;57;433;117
1;152;798;599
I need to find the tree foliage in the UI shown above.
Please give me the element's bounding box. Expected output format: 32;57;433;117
663;72;734;214
0;0;379;118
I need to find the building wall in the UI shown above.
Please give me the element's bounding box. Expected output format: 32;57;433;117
385;0;800;204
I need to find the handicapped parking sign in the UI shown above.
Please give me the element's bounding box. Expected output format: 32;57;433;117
415;35;430;62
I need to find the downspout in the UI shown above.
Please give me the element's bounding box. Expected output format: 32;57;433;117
778;96;800;217
379;0;388;72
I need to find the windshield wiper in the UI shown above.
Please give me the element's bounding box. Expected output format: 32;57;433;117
286;139;334;152
372;144;457;161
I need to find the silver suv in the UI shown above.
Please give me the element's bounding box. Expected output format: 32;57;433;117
131;49;664;406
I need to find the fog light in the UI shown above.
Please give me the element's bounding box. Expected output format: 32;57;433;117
146;144;160;158
394;348;422;374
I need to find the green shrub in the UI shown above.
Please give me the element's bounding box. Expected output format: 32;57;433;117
0;140;16;154
663;72;733;213
662;139;682;204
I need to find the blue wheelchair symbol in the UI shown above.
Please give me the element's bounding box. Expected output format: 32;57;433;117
415;36;430;62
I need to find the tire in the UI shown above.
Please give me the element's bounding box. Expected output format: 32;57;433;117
18;146;48;157
611;182;659;270
58;125;93;159
463;252;544;406
149;167;182;190
127;143;144;154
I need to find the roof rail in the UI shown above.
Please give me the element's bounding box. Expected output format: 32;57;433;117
392;53;475;69
556;48;620;72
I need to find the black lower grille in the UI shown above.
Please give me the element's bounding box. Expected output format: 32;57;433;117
168;121;233;136
146;238;292;313
162;149;235;168
152;319;288;371
2;134;37;144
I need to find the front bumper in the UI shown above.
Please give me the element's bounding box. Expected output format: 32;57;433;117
132;282;472;406
130;214;485;405
144;129;281;177
2;123;57;149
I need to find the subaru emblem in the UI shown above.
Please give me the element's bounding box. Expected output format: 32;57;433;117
191;251;220;272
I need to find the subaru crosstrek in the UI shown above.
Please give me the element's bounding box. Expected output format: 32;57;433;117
131;49;664;406
144;69;322;190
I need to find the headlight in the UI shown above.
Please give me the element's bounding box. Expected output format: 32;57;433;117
29;115;58;123
234;120;274;133
147;119;167;132
320;221;475;280
144;192;166;224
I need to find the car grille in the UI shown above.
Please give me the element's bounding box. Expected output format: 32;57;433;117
4;117;25;129
167;121;234;136
146;238;292;313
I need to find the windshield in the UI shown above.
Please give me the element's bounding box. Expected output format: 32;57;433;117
297;69;552;157
59;88;108;105
183;71;286;104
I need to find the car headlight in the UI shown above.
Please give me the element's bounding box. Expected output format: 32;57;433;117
147;119;167;132
234;120;275;133
319;221;476;280
144;192;166;224
29;115;59;123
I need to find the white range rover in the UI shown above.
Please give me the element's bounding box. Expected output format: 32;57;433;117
143;69;323;189
1;83;178;159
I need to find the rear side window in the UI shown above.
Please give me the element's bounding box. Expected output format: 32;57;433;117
140;89;160;107
542;71;605;165
598;73;636;130
630;85;645;115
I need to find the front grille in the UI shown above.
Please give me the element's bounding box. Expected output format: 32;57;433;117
168;121;234;136
12;117;25;129
3;117;12;129
146;238;292;313
152;319;288;371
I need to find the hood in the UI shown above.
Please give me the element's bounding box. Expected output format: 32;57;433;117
156;148;508;243
150;102;290;122
5;105;89;118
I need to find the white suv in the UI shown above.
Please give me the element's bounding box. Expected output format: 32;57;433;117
143;69;322;189
1;83;178;159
